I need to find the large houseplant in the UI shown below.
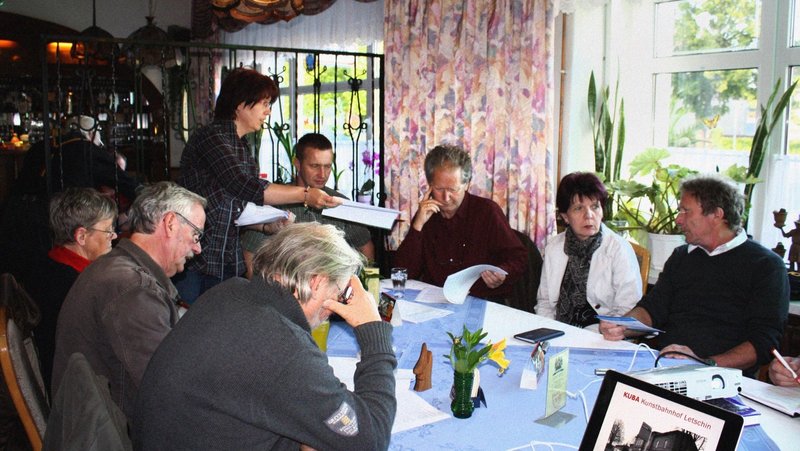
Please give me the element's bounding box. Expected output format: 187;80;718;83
609;147;696;236
608;148;696;282
588;71;625;221
722;78;797;227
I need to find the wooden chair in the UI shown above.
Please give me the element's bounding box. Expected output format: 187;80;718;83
628;241;651;294
0;306;49;451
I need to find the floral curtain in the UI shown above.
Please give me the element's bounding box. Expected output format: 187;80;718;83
384;0;556;249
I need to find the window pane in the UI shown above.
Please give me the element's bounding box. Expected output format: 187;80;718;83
653;69;757;171
793;0;800;47
786;67;800;155
655;0;761;57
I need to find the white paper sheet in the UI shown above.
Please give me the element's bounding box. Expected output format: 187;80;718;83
321;200;400;229
234;202;289;226
442;264;508;304
391;387;451;434
380;279;439;291
327;357;450;434
396;299;453;323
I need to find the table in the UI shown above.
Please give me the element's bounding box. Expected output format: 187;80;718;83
327;291;799;450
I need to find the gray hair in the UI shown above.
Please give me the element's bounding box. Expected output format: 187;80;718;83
128;182;207;234
424;144;473;185
49;188;117;246
680;174;745;232
252;222;365;304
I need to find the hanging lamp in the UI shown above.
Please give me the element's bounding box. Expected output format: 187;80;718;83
70;0;117;62
124;0;174;67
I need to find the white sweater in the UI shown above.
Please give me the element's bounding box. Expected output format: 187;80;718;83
535;224;642;323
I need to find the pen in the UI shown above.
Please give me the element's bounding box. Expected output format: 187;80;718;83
771;348;800;385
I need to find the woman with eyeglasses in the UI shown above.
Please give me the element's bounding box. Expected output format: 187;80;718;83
21;187;117;393
535;172;641;330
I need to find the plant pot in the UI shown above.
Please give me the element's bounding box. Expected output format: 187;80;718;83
451;371;474;419
356;194;373;204
647;233;685;285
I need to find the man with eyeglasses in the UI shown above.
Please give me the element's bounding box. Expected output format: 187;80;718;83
599;175;789;377
241;133;375;277
52;181;207;420
133;223;395;450
394;144;527;300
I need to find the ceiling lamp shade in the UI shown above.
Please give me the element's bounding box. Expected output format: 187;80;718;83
70;0;118;62
125;16;173;66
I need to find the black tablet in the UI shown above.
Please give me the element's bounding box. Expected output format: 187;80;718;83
581;370;744;450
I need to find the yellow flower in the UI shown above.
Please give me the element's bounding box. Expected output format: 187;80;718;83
487;338;510;374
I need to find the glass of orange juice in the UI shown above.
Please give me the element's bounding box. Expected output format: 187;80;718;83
311;320;331;352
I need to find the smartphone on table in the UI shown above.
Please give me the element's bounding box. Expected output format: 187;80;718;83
513;327;565;344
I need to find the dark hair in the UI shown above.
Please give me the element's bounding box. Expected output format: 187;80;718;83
294;133;333;161
49;188;117;246
213;68;279;121
424;144;472;184
556;172;607;214
680;174;744;232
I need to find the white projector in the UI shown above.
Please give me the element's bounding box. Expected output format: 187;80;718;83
625;364;742;400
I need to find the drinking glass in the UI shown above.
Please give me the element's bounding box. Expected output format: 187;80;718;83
311;320;330;352
391;267;408;298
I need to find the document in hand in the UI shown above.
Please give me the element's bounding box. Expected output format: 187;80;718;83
321;200;400;229
595;315;665;334
442;264;508;304
234;202;289;226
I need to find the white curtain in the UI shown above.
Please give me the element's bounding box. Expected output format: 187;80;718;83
220;0;384;50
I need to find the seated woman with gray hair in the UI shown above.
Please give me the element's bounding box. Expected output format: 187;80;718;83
23;187;117;392
535;172;642;329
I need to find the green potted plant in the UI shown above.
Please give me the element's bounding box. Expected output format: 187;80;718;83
356;179;374;204
608;148;696;282
588;70;625;222
721;79;797;227
445;326;508;419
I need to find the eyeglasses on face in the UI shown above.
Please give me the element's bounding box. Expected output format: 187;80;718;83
86;227;117;238
173;211;204;244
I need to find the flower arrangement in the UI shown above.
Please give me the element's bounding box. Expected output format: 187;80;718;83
446;326;509;375
353;149;379;200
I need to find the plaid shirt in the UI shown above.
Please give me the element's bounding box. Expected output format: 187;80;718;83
179;120;269;279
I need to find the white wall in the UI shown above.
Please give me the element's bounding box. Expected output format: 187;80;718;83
1;0;191;37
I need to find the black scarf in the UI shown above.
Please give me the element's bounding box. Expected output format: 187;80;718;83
555;227;603;328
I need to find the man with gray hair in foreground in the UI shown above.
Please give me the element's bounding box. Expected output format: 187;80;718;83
133;222;396;450
52;181;207;419
599;174;789;377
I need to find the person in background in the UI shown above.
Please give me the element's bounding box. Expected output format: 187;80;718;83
535;172;641;329
768;355;800;387
241;133;374;277
133;223;396;450
394;144;527;300
22;187;117;393
599;175;789;377
51;182;206;420
177;68;341;302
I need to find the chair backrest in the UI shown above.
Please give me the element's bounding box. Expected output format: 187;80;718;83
43;353;131;451
628;241;651;294
0;306;49;451
506;230;544;313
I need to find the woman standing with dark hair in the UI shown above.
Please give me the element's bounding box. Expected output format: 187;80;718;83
177;68;340;302
535;172;641;329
